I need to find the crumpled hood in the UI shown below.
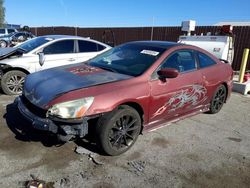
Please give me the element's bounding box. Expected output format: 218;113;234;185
23;64;132;108
0;47;24;60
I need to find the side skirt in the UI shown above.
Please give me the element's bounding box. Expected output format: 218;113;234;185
143;104;210;133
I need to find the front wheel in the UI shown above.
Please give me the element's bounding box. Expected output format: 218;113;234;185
96;105;142;156
1;70;27;95
209;85;227;114
0;40;7;48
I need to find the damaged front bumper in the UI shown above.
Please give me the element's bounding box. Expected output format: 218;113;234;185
16;96;89;139
0;64;11;79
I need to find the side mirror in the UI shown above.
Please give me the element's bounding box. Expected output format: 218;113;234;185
157;68;179;80
38;52;45;66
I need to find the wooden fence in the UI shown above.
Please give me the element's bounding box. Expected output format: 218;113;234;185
30;26;250;71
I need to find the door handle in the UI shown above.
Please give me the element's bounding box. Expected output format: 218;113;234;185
68;58;76;62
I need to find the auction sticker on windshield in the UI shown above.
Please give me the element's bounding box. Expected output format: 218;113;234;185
140;50;159;56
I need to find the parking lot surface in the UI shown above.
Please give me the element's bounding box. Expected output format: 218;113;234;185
0;93;250;188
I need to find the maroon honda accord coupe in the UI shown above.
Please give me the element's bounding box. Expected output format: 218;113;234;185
16;41;233;155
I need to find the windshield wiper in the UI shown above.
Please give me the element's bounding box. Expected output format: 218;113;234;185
17;47;27;52
96;65;118;73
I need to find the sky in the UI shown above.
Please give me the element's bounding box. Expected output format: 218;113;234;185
4;0;250;27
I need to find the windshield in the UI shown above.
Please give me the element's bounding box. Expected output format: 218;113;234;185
16;36;54;53
89;43;166;76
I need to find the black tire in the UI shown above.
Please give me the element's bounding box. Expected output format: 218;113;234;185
209;84;227;114
96;105;142;156
0;40;7;48
1;70;27;95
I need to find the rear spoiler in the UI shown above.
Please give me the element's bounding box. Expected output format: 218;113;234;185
219;59;229;64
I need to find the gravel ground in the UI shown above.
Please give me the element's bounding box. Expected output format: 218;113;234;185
0;92;250;188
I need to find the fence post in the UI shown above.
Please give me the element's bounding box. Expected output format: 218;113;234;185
239;48;249;83
75;27;78;36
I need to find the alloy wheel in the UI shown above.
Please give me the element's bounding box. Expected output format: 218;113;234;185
6;75;25;94
108;115;140;150
212;86;226;112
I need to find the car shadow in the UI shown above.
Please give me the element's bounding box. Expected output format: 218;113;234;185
74;118;106;155
3;102;104;154
4;102;61;147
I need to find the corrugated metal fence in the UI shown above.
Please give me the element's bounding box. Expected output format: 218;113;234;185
30;26;250;71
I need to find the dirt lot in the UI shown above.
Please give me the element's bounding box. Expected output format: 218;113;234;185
0;92;250;188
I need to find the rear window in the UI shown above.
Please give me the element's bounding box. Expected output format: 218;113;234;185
198;52;216;68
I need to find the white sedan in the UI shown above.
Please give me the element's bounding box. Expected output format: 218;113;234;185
0;35;111;95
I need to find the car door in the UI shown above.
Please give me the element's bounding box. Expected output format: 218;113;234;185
148;50;206;126
75;40;106;63
37;39;78;71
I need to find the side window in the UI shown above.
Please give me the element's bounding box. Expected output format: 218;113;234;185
78;40;98;52
7;29;15;33
161;50;196;72
43;40;74;55
198;52;216;68
0;29;5;34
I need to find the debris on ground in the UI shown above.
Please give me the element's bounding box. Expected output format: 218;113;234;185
24;174;54;188
127;161;146;175
75;146;90;155
59;177;70;187
89;153;105;165
75;146;104;165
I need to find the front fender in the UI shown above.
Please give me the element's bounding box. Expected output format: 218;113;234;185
0;64;12;78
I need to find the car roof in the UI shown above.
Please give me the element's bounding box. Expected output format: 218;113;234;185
37;35;110;47
0;28;17;29
12;31;31;34
126;40;183;49
41;35;89;40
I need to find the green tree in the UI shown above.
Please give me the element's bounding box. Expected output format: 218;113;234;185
0;0;5;27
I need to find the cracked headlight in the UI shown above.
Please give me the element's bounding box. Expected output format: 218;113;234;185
47;97;94;119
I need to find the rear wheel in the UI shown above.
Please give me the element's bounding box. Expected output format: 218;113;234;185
209;85;227;114
1;70;27;95
96;105;142;156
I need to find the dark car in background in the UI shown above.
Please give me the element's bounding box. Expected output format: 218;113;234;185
0;32;35;48
16;41;233;155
